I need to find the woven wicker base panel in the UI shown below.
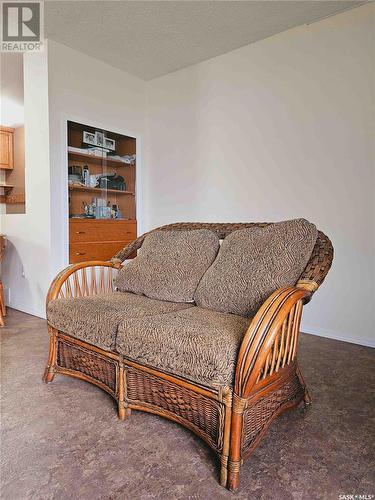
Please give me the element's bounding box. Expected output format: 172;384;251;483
241;369;305;459
56;337;119;398
126;365;226;453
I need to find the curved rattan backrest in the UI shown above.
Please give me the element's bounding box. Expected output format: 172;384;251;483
112;222;333;295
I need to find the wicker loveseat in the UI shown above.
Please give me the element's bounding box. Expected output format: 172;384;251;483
43;220;333;491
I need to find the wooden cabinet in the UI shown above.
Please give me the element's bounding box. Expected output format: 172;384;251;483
0;127;14;170
67;121;137;264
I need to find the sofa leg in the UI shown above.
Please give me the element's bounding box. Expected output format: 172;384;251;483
303;388;312;406
227;394;246;491
118;356;131;420
43;366;55;383
227;460;241;491
118;398;131;421
118;404;126;421
296;362;311;406
43;327;57;383
219;387;233;487
219;456;228;487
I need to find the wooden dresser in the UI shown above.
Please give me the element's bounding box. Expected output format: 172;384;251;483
69;219;136;263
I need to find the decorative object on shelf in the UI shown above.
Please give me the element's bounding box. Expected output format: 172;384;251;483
68;165;92;188
82;130;115;152
94;131;104;147
104;173;126;191
109;154;136;164
89;147;108;157
83;201;95;218
82;131;96;146
89;174;99;188
93;197;111;219
111;204;119;219
68;147;135;165
94;173;126;191
81;199;124;220
82;165;90;187
104;137;116;151
68;165;83;176
99;177;108;189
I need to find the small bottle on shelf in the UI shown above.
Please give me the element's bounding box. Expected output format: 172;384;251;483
111;204;118;219
82;165;90;186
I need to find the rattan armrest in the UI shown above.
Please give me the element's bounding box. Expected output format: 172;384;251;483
46;260;122;305
234;286;310;399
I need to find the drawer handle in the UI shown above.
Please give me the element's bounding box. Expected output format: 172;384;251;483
75;231;86;234
75;252;86;256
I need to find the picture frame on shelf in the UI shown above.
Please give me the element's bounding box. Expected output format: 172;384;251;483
82;131;96;146
95;131;104;147
104;137;116;151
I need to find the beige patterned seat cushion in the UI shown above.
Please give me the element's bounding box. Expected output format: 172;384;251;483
114;229;220;302
47;292;193;351
194;219;318;317
116;306;252;389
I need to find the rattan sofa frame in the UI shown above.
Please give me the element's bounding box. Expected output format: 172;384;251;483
43;222;333;491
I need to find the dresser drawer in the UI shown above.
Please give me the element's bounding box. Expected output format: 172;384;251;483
70;219;136;243
69;241;134;264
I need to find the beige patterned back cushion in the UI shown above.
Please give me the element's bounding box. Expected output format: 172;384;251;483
194;219;318;316
115;229;220;302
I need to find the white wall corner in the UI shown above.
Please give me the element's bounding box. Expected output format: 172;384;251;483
302;327;375;349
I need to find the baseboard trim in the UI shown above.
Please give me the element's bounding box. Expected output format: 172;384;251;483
302;327;375;349
6;300;45;320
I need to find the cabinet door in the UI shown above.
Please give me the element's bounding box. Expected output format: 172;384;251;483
0;129;14;169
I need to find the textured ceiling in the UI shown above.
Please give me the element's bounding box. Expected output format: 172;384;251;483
45;1;365;80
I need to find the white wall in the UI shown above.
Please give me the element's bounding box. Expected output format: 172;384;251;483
145;4;375;347
1;50;51;317
0;53;24;128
